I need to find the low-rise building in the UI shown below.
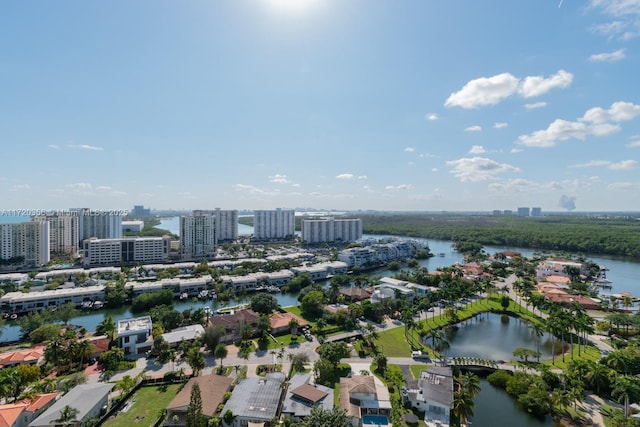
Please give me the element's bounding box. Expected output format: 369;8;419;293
221;372;286;427
28;383;113;427
208;309;260;343
339;375;392;427
116;316;153;356
405;367;454;427
281;373;333;422
161;325;205;348
165;374;233;427
0;393;60;427
0;286;105;314
82;236;171;267
0;345;45;368
269;312;308;335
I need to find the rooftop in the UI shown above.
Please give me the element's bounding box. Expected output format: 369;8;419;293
222;373;285;421
117;316;152;334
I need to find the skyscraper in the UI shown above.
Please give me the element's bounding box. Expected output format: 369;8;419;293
253;209;295;240
180;213;217;260
32;213;79;256
0;221;50;267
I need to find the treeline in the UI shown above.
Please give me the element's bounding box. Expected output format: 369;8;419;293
359;213;640;258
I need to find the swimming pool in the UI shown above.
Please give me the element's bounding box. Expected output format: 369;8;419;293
362;415;389;426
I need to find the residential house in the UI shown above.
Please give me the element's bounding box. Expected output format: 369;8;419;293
221;372;286;427
0;393;59;427
208;310;260;343
269;312;308;335
161;325;205;348
165;374;233;427
339;375;391;427
281;373;333;422
29;383;113;427
0;346;45;369
405;367;454;427
339;287;373;303
116;316;153;356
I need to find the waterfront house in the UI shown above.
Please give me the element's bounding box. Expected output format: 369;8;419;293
165;374;233;427
405;367;454;427
116;316;153;356
269;312;308;335
339;375;391;427
0;286;105;315
208;309;260;343
221;372;286;427
161;324;205;348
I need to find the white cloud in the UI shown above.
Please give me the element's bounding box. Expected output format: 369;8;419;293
12;184;30;190
431;168;439;172
445;73;520;109
589;48;626;62
518;70;573;98
488;178;535;193
446;157;519;182
66;182;92;190
404;147;415;152
571;160;612;168
445;70;572;109
336;173;354;180
269;174;291;184
608;182;640;190
357;175;368;180
469;145;486;154
517;101;640;148
524;102;547;110
465;125;482;132
626;140;640;147
96;186;112;190
47;144;60;149
233;184;279;196
384;184;413;190
589;0;640;40
610;159;638;170
425;113;439;121
510;148;523;153
494;122;508;129
67;144;104;151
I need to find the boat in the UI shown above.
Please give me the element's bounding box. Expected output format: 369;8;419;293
9;313;17;320
92;301;104;310
438;253;446;257
179;292;189;300
198;290;210;300
81;301;93;310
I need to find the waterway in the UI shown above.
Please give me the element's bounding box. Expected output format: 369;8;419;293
471;379;558;426
440;312;555;361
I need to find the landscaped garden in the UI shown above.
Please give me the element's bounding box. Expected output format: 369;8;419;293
102;384;181;427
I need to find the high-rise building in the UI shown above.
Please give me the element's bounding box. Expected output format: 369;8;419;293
517;207;531;217
531;207;542;217
180;213;217;260
131;205;151;217
192;208;238;241
301;217;362;244
0;221;50;267
72;208;123;242
253;209;295;240
32;213;79;256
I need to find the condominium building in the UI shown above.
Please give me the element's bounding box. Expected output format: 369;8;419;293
517;207;531;217
301;217;362;244
253;208;295;240
0;221;50;267
192;208;238;241
32;213;79;256
180;213;217;260
82;236;171;267
72;208;123;242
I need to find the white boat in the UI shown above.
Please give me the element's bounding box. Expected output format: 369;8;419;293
92;301;104;310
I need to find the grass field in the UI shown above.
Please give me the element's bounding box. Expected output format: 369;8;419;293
102;384;181;427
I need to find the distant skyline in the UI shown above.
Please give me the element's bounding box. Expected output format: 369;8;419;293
1;1;639;212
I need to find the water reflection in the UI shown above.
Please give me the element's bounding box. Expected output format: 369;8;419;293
438;313;556;361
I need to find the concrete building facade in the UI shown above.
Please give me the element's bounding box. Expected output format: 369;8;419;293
253;208;295;240
180;213;217;260
32;213;79;256
301;217;362;244
192;209;238;241
0;222;50;268
82;236;170;267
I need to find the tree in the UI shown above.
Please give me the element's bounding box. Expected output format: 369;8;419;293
301;290;325;318
56;302;80;325
256;314;271;339
288;352;310;373
374;353;388;372
288;318;300;336
222;409;236;427
53;405;79;426
452;389;475;426
250;293;279;315
458;372;481;399
297;406;349;427
500;295;511;312
186;382;205;427
116;375;137;396
529;322;545;363
214;343;228;369
512;347;540;363
29;324;62;343
96;315;117;343
202;325;225;353
612;375;640;419
185;347;206;376
319;341;349;368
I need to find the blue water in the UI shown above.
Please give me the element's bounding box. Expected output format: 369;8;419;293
157;216;253;237
362;415;389;426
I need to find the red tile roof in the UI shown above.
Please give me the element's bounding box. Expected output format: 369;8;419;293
0;345;45;368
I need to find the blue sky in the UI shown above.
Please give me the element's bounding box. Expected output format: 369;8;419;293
1;0;639;212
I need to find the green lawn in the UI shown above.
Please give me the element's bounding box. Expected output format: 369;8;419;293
102;384;181;427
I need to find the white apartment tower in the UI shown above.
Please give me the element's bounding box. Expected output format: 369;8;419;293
301;217;363;244
192;208;238;241
72;208;123;243
180;213;217;260
82;236;171;267
253;209;295;240
0;221;51;267
33;213;79;256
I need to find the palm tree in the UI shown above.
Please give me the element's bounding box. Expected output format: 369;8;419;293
288;319;300;336
54;405;79;426
530;322;545;363
612;375;640;419
214;343;228;369
585;362;611;395
459;372;481;398
452;390;475;426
